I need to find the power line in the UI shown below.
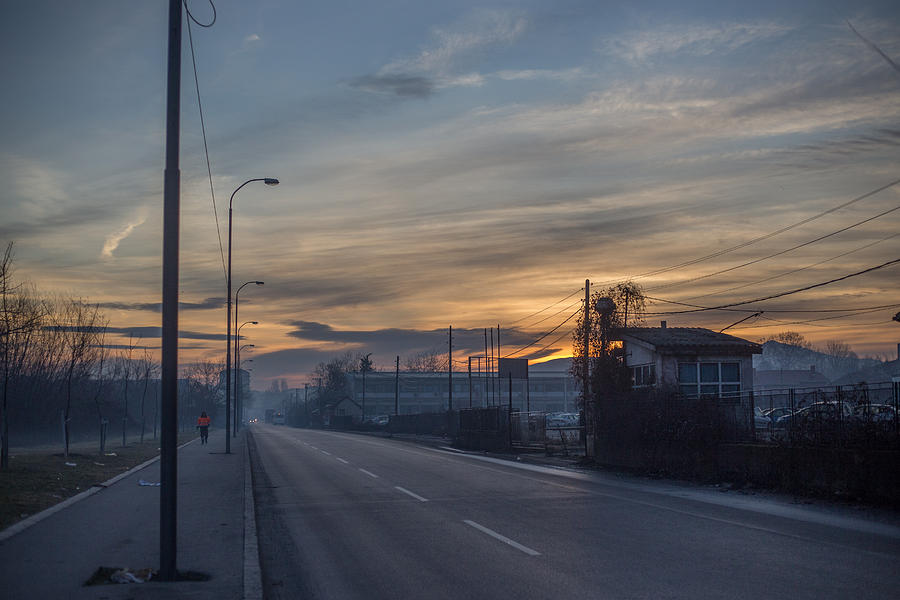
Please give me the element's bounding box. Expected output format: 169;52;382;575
184;0;216;27
848;21;900;79
647;202;900;292
521;299;583;329
504;308;581;358
682;232;900;301
506;287;583;327
593;177;900;287
647;297;900;314
644;257;900;315
184;4;227;284
519;326;577;360
739;306;898;329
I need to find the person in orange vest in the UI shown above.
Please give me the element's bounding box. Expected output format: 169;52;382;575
197;411;211;445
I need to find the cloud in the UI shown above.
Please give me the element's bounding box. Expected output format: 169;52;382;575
495;67;584;82
354;8;527;98
103;326;229;341
384;9;527;75
348;74;435;98
101;210;147;258
286;321;536;355
602;21;790;64
244;33;260;43
96;297;226;312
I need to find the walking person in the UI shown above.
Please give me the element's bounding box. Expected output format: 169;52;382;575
197;411;210;445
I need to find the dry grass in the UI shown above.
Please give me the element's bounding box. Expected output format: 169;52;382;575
0;432;196;531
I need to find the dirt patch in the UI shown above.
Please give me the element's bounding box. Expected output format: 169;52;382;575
0;433;196;531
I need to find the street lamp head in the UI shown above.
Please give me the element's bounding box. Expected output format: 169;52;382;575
255;281;265;286
251;321;258;325
264;178;279;186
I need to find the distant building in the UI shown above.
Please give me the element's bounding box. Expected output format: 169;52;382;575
342;370;580;417
753;366;830;392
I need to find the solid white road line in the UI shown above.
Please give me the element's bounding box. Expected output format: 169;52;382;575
464;520;541;556
358;468;379;479
335;457;349;464
395;486;429;502
320;450;331;456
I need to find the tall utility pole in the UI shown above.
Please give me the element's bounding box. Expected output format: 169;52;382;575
160;0;182;581
448;326;453;412
497;324;501;407
489;329;494;406
583;279;591;457
448;326;453;436
394;356;400;415
483;329;489;406
468;357;472;408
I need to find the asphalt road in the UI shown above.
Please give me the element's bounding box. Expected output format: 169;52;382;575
249;425;900;600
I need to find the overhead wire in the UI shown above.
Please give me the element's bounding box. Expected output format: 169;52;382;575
643;257;900;315
647;297;900;314
184;0;216;27
646;201;900;292
519;326;577;360
739;306;898;329
591;176;900;288
503;308;581;358
506;287;583;327
681;231;900;301
520;299;583;329
184;0;227;283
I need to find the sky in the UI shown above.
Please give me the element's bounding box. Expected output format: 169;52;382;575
2;0;899;389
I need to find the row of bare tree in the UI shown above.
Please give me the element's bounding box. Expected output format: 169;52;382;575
0;243;226;468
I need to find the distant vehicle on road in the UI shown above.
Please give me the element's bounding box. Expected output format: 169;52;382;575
272;412;285;425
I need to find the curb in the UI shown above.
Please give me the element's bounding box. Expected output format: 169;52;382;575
243;430;263;599
0;438;197;543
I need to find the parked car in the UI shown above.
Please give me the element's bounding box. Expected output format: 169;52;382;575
848;403;897;423
546;412;580;428
754;408;772;430
774;402;845;428
763;407;793;424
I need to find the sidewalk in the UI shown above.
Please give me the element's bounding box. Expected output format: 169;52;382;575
0;428;257;599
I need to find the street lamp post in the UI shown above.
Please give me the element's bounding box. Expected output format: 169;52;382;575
234;281;263;434
226;179;277;454
235;320;257;435
238;346;254;430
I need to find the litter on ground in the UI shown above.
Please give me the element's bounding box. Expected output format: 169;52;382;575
138;479;160;486
110;567;155;584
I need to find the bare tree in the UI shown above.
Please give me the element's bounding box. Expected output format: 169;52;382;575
822;340;858;378
183;358;224;421
1;243;46;467
136;348;158;443
760;331;813;349
115;335;139;447
52;297;104;457
571;281;647;402
405;348;447;372
90;322;111;452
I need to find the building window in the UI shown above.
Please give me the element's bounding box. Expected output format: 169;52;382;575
631;364;656;388
677;362;741;397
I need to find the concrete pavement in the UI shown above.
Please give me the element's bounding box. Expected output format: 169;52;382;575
0;428;259;599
